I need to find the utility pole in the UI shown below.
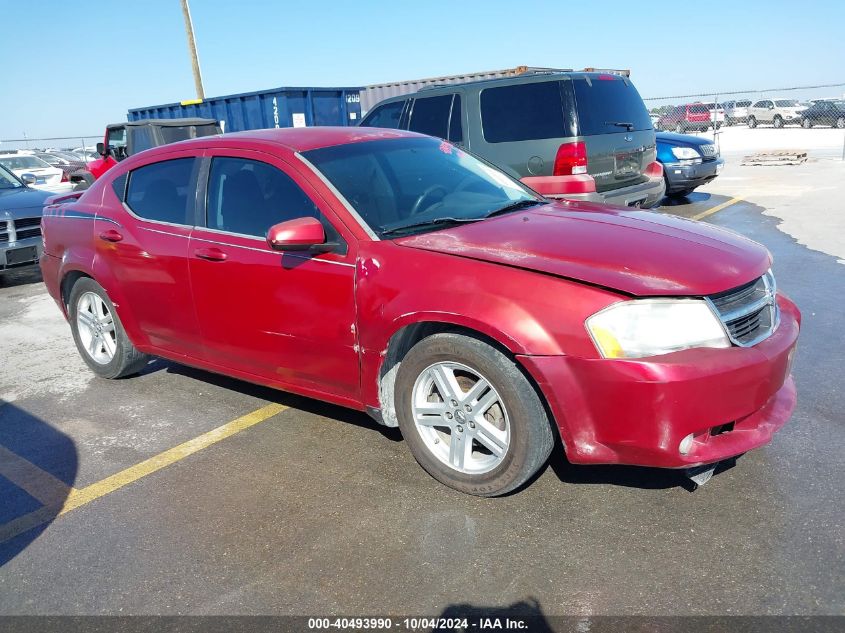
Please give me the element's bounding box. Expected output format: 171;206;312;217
179;0;205;99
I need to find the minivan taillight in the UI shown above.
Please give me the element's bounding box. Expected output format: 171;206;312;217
553;141;588;176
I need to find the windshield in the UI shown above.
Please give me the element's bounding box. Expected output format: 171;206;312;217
775;100;799;107
0;164;23;189
302;137;540;238
0;155;50;170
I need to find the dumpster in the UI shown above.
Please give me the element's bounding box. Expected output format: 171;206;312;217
128;86;362;132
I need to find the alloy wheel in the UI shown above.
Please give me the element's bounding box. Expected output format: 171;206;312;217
411;361;511;474
76;292;116;365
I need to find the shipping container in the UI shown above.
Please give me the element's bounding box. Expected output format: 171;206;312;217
128;86;363;133
359;66;632;113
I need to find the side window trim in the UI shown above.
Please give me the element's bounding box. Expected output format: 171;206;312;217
123;156;200;228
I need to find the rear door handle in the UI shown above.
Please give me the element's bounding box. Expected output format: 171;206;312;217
194;247;227;262
98;229;123;243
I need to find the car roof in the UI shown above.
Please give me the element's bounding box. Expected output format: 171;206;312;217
140;126;425;156
108;118;219;129
374;71;628;100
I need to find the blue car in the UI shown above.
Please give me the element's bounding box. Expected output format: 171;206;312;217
656;132;724;198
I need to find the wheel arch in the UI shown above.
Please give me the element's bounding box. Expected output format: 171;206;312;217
373;319;553;435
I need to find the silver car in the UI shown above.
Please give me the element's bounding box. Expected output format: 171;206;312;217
747;98;807;128
0;164;50;274
722;99;752;125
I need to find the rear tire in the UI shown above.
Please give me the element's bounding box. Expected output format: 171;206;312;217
773;115;784;129
394;333;554;497
68;277;149;379
748;116;757;128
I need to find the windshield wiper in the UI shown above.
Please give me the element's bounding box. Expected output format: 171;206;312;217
607;121;634;130
484;199;546;219
381;217;481;237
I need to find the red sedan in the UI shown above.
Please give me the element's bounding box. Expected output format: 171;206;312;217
40;127;799;496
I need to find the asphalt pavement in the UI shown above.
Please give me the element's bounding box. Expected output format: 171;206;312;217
0;192;842;617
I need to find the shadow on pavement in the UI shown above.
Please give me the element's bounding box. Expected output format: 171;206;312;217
437;598;555;632
163;361;404;442
0;401;78;566
0;266;42;289
659;190;714;207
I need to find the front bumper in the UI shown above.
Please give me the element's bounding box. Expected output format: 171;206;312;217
663;157;724;192
518;294;800;469
1;236;43;271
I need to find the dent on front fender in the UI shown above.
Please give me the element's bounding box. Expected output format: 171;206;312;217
353;243;623;408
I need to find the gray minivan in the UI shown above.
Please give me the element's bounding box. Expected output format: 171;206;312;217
359;72;664;208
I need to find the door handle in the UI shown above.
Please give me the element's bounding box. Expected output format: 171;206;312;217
194;247;227;262
99;229;123;243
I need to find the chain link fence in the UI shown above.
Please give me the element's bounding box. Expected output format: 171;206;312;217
644;83;845;158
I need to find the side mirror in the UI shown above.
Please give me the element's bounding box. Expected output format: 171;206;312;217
20;173;37;186
267;216;331;252
96;142;107;157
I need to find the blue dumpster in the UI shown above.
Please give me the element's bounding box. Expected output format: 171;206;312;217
128;86;362;132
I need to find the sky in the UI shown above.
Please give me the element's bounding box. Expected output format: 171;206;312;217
1;0;843;146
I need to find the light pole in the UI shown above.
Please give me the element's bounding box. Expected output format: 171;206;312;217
180;0;205;100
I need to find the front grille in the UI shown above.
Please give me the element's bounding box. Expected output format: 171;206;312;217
700;144;717;159
0;221;9;244
707;272;778;346
14;217;41;240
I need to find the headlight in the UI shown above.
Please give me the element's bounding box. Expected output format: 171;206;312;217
670;147;701;160
586;299;730;359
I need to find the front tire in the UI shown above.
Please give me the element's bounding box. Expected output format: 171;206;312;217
394;333;554;497
836;117;845;129
68;277;149;379
773;115;784;128
802;118;812;129
675;122;684;133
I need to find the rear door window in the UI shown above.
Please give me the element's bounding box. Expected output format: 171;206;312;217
125;158;197;225
408;95;452;139
572;77;652;134
361;101;406;129
480;80;573;143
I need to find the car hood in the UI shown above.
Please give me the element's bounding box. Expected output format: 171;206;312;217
0;186;51;219
656;132;713;148
394;201;771;296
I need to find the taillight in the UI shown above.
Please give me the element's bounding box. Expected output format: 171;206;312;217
553;141;588;176
60;172;69;182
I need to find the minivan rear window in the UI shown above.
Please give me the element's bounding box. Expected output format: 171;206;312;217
480;81;574;143
573;77;652;135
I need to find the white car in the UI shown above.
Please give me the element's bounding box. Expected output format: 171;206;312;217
747;98;807;128
71;147;99;163
722;99;752;125
0;154;74;193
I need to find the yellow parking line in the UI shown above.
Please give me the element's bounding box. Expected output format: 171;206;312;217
691;196;743;221
0;402;286;543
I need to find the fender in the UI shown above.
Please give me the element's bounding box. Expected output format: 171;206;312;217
88;224;151;350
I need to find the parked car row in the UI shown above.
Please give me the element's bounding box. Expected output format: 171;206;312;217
655;98;844;130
